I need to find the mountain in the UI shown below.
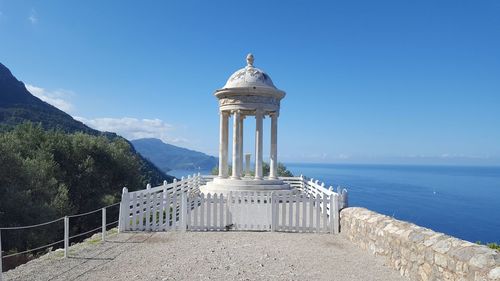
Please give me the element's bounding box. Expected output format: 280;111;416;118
0;62;173;183
131;138;218;172
0;63;98;134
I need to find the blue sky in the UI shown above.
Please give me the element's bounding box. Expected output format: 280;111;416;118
1;0;499;165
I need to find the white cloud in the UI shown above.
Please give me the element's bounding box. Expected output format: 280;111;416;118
26;84;75;113
338;154;350;160
26;82;191;147
28;8;37;24
74;116;189;145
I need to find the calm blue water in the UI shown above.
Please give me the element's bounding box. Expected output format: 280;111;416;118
169;164;500;243
287;163;500;244
168;169;212;179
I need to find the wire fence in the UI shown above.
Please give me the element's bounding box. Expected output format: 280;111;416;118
0;217;65;231
0;202;121;275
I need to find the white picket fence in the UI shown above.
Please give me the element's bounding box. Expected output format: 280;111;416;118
187;191;274;232
282;176;349;210
118;174;205;232
118;174;348;234
187;193;230;231
272;192;338;233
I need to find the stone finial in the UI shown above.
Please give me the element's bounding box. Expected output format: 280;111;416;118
246;53;254;67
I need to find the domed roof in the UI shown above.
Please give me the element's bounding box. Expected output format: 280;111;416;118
223;54;277;89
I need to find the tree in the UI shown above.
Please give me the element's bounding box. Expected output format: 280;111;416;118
211;164;232;176
262;162;294;177
277;163;294;177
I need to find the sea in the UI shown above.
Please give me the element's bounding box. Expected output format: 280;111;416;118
168;164;500;244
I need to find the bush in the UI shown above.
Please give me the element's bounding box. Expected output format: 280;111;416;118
475;241;500;251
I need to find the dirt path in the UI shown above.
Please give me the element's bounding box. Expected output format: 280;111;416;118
5;231;409;281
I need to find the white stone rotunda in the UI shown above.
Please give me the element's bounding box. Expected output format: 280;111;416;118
201;54;291;194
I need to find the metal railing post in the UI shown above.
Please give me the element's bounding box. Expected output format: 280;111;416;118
102;208;106;242
1;229;3;281
64;216;69;258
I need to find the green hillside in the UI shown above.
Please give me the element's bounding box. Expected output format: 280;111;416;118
0;62;176;266
0;62;172;184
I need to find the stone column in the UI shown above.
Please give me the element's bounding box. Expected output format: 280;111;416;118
238;115;244;177
245;153;251;177
269;113;278;179
231;110;241;179
218;111;229;178
254;110;264;180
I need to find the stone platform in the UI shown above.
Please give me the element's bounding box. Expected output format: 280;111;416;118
200;177;291;194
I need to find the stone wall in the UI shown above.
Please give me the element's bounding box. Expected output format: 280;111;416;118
340;207;500;281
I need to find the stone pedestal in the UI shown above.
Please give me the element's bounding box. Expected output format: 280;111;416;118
244;153;251;178
200;177;291;195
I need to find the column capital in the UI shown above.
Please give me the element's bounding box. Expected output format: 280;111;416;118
255;109;264;118
269;111;279;118
220;110;230;117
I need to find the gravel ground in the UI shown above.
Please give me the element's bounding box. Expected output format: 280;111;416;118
5;231;409;281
